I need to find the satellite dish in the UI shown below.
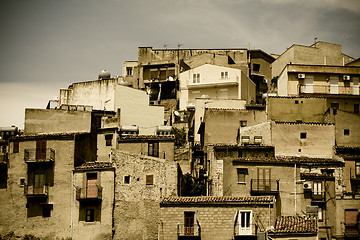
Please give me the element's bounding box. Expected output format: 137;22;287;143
174;111;180;117
169;76;174;81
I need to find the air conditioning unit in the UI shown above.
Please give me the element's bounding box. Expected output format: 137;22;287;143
254;136;263;144
303;181;312;190
241;136;250;144
343;75;351;81
298;73;306;79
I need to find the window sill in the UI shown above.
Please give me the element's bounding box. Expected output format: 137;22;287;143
237;182;246;185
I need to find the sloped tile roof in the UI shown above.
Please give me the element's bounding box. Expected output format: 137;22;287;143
161;196;275;205
231;156;344;165
118;135;175;141
75;161;114;171
274;216;317;234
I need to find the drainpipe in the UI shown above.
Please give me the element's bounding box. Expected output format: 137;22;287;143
70;170;74;238
294;163;297;215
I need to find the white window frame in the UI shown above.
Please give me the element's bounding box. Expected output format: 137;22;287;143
221;71;229;79
238;210;252;235
193;73;200;83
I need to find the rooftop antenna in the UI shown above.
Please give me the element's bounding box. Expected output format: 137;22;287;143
314;37;318;44
164;44;169;49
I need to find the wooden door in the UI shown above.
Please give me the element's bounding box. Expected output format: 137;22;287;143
86;173;98;198
36;140;46;160
184;212;195;235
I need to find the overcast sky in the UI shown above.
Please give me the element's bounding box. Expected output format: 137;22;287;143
1;0;359;128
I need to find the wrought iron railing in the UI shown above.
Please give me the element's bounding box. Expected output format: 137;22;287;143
234;223;257;236
299;84;359;95
250;179;279;194
24;184;49;197
76;185;103;201
312;191;325;201
177;224;201;236
24;148;55;162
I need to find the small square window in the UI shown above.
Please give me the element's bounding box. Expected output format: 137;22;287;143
295;100;299;104
240;120;247;127
253;64;260;72
42;204;53;218
300;132;307;139
124;175;130;184
13;141;19;153
331;102;339;109
237;168;248;183
344;129;350;135
86;209;95;222
146;175;153;185
20;178;25;186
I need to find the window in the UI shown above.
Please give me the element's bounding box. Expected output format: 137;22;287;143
13;141;19;153
86;209;95;222
146;175;153;185
344;129;350;136
86;173;98;198
354;104;359;114
253;64;260;72
345;209;359;234
240;120;247;127
221;71;229;79
318;206;323;221
124;175;130;184
257;168;271;191
300;132;307;139
126;67;133;76
313;181;323;200
105;134;113;146
238;210;252;235
36;140;46;160
148;141;159;157
184;212;195;236
355;161;360;177
295;100;299;104
20;178;25;186
193;73;200;83
237;168;247;183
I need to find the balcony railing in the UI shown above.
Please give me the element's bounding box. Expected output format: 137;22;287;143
312;191;325;201
234;223;257;236
350;168;360;181
76;185;102;201
24;148;55;163
299;84;359;95
177;224;201;238
24;184;49;198
250;179;279;195
0;153;8;164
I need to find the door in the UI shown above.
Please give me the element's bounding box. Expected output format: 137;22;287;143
86;173;98;198
239;211;252;235
34;173;44;194
329;77;339;94
184;212;195;235
257;168;271;191
304;77;314;93
36;140;46;160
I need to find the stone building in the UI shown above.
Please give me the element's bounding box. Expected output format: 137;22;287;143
159;196;275;240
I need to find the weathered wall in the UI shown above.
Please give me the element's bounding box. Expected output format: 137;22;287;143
240;121;272;146
334;198;360;237
0;138;75;238
203;109;267;145
159;204;274;240
114;85;164;135
112;150;177;240
334;110;360;147
72;169;114;240
272;122;335;158
268;97;327;122
24;108;92;135
59;79;118;111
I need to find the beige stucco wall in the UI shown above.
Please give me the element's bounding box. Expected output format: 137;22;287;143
72;169;114;240
0;138;75;238
240;121;272;146
112;150;177;240
268;97;327;122
202;108;267;145
117;139;175;162
24;108;92;135
272;122;335;158
114;85;164;135
59;79;118;111
334;111;360;147
334;198;360;237
160;204;274;240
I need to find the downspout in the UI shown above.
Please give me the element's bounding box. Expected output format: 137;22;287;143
70;170;74;239
294;163;297;215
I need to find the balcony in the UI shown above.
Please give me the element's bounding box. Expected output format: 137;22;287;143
0;153;8;164
311;191;325;202
76;185;102;201
24;184;49;198
24;148;55;163
234;223;257;239
177;224;201;240
299;84;359;96
250;179;279;195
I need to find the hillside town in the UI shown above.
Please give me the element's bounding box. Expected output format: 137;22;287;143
0;41;359;240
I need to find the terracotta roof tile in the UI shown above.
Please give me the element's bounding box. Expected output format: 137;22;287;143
161;196;275;205
75;161;114;171
231;156;344;165
274;216;317;234
118;135;175;141
275;121;334;126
